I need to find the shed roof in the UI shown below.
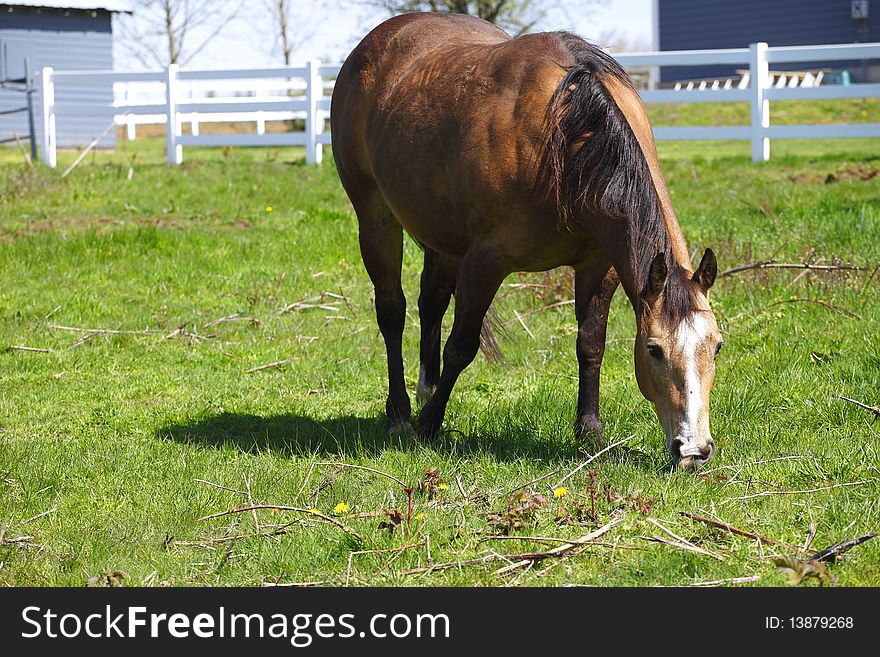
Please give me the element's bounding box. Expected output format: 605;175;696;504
2;1;133;12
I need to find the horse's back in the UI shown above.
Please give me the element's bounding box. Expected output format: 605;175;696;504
331;13;510;183
332;14;582;262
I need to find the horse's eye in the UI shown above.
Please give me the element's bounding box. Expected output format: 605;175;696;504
647;343;663;360
715;343;724;358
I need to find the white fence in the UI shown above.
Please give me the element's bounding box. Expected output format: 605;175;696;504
39;42;880;166
40;60;339;167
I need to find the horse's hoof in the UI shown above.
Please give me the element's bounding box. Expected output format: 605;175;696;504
575;416;606;451
387;420;414;438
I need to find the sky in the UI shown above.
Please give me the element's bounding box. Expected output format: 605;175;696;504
113;0;654;71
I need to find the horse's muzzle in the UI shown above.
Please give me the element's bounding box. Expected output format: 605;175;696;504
672;437;715;469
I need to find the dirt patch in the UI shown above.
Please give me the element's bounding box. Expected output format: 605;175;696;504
788;164;880;185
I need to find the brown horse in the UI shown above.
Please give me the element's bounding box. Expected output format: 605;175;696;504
331;13;723;468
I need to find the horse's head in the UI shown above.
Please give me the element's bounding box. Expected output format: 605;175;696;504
633;249;721;469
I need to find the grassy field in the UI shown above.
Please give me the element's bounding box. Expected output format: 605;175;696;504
1;105;878;587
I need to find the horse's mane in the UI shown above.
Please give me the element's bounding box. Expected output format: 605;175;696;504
544;32;699;325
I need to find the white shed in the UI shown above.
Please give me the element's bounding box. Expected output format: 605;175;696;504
0;1;132;149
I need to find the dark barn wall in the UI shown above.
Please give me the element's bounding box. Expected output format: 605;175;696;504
659;0;877;82
0;6;116;148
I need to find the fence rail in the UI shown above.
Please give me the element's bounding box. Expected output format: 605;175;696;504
38;42;880;166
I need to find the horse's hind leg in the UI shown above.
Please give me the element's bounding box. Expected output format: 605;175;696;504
418;245;507;439
352;189;411;431
574;265;619;447
417;249;458;406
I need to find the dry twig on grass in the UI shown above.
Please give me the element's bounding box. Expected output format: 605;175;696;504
645;517;726;561
12;132;35;172
504;435;632;499
205;313;261;327
9;345;52;353
769;297;863;320
49;324;163;335
839;396;880;418
549;435;634;492
722;480;872;505
719;260;867;277
312;462;407;489
679;511;793;548
245;357;298;373
262;580;326;587
683;575;761;587
401;515;624;576
199;505;364;542
346;542;427;584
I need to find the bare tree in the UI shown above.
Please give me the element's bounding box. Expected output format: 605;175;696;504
366;0;605;36
116;0;245;68
262;0;319;65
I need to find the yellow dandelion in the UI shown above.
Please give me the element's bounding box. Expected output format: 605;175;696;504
333;501;350;515
438;483;449;491
265;206;273;212
553;487;568;498
415;513;425;520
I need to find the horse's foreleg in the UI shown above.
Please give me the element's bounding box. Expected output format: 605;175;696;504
355;194;411;431
574;266;619;446
417;246;507;440
417;249;458;406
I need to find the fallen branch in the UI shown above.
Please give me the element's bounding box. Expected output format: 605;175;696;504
262;580;325;587
549;435;635;492
646;517;726;561
9;345;52;353
48;324;162;335
512;309;535;340
313;462;406;489
205;313;261;327
22;507;58;525
494;516;625;575
193;478;248;496
702;455;814;474
684;575;761;587
839;396;880;418
245;357;298;373
199;504;364;542
811;533;877;563
720;260;866;277
12;132;35;172
347;542;427;583
505;435;633;498
769;298;863;320
61;119;118;178
400;517;624;576
722;480;872;505
679;511;791;548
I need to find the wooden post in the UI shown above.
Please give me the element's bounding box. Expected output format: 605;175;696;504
749;42;770;162
39;66;56;168
305;59;322;165
165;64;182;165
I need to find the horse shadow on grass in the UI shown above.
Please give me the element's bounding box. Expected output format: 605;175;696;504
156;408;662;470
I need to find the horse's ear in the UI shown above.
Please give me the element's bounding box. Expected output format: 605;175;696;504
642;252;668;303
692;248;718;293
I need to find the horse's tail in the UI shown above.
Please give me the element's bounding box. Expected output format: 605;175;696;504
479;304;504;363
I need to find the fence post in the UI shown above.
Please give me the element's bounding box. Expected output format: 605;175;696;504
165;63;182;165
39;66;56;168
305;59;323;165
749;42;770;162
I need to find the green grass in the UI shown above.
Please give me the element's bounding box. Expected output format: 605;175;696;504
1;117;878;587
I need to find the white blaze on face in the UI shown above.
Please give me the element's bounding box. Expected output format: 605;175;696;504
674;314;709;457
